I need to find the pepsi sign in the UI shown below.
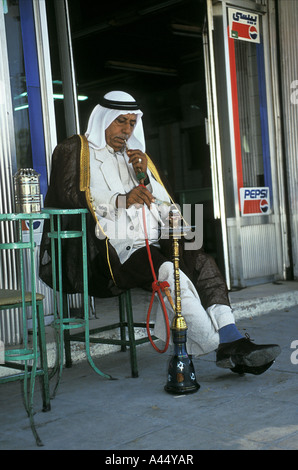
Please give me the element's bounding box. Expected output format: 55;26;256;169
240;187;271;216
228;8;260;44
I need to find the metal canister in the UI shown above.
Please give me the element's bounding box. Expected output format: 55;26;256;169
13;168;41;213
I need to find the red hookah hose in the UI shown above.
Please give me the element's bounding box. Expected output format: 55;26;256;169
140;185;171;353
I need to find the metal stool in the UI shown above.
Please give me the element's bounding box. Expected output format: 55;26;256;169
43;208;113;397
44;208;156;395
0;213;51;447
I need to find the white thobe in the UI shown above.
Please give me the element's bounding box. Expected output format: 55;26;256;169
90;145;234;356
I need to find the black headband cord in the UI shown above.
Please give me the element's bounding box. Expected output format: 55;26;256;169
99;97;140;110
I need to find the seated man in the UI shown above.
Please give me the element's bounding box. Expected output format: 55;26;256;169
39;90;280;375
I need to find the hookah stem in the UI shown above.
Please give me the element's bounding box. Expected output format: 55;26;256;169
139;183;171;353
172;236;181;316
125;140;145;185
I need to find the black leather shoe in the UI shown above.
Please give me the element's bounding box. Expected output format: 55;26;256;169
230;361;275;376
216;336;281;371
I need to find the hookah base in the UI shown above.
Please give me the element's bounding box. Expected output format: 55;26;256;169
164;354;200;395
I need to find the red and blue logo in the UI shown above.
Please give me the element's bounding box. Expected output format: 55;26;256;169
21;218;44;244
231;22;259;42
22;220;42;231
229;8;260;43
240;187;271;216
249;25;258;41
260;198;269;214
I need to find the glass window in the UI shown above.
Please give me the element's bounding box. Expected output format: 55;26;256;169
4;0;32;169
228;9;273;214
235;40;265;187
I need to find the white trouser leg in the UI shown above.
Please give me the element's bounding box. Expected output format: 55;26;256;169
206;304;235;331
153;262;234;356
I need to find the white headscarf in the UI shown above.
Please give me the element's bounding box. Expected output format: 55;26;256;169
85;91;145;152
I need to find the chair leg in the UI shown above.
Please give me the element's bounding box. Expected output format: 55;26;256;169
18;348;44;446
27;358;43;447
119;294;127;352
51;321;64;399
50;292;68;398
63;294;72;368
64;329;72;368
36;302;51;412
125;291;138;378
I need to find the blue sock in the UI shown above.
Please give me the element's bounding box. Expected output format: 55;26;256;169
219;323;243;344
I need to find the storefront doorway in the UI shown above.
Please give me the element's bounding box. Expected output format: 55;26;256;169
45;0;289;289
46;0;226;276
204;0;287;288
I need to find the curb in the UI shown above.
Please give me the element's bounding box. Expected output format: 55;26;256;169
232;290;298;320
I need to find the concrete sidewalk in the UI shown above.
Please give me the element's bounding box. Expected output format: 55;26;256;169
0;281;298;450
45;279;298;367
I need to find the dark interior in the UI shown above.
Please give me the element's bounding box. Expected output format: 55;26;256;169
46;0;225;273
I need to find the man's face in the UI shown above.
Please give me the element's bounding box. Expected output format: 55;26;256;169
105;113;137;152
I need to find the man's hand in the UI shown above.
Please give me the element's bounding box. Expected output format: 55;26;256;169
127;149;148;182
117;186;154;209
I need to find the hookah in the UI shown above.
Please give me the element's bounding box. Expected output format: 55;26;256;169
128;141;200;394
163;209;200;394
